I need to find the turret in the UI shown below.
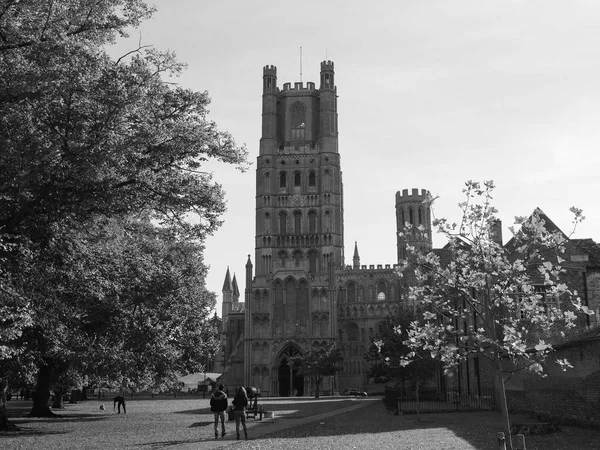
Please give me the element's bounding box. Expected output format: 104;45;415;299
260;65;278;155
232;274;240;302
221;266;233;319
353;241;360;269
318;60;338;152
395;188;432;262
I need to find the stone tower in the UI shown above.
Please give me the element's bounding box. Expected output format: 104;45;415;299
245;61;343;396
395;188;433;262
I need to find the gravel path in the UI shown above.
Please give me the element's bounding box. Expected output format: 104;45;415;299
2;396;599;450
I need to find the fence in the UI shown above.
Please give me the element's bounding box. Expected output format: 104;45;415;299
384;386;496;414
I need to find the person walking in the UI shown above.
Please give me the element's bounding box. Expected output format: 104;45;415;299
232;386;248;440
209;384;228;439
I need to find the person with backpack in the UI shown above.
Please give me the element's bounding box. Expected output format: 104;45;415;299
210;384;228;439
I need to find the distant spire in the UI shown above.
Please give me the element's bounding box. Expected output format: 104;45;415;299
222;266;232;292
232;274;240;299
353;241;360;269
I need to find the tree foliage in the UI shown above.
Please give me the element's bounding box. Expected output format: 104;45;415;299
398;180;592;450
365;308;438;388
0;0;247;422
291;344;343;398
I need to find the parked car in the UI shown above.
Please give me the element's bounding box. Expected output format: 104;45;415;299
343;389;367;397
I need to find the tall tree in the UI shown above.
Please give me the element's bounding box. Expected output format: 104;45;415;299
291;344;343;398
0;0;247;422
398;180;592;450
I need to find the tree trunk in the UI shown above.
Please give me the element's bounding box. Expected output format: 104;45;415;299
0;378;17;430
493;359;513;450
314;378;321;399
52;389;65;409
415;380;420;423
29;364;55;417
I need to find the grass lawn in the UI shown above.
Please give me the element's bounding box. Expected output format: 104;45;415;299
2;396;599;449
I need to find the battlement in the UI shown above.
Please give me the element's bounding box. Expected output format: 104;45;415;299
396;188;430;201
320;60;334;71
263;65;277;76
342;263;399;271
282;81;317;91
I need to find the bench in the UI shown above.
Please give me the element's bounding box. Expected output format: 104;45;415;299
245;397;266;420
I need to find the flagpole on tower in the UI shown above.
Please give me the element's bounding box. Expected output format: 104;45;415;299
300;46;303;82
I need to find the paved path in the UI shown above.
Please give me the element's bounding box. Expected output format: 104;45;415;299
170;398;379;450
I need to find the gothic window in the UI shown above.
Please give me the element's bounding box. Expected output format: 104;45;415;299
279;171;287;189
324;169;332;191
308;210;317;234
294;211;302;235
294;171;301;187
377;282;386;301
290;102;306;141
285;278;296;335
418;207;423;224
298;279;309;333
274;280;283;335
293;249;302;267
279;211;287;234
278;250;288;266
324;210;331;232
409;207;414;224
308;250;318;274
309;171;316;187
264;212;270;234
347;282;356;303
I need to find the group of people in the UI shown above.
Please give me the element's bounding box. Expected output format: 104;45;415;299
209;384;249;440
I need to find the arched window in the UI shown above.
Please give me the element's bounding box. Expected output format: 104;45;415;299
418;207;422;224
377;282;386;301
290;102;306;140
308;250;318;273
278;250;288;265
309;171;316;187
294;211;302;235
409;207;414;224
308;210;317;234
347;283;356;303
324;210;331;232
279;211;287;234
279;171;287;188
264;212;270;234
293;250;302;267
294;171;301;187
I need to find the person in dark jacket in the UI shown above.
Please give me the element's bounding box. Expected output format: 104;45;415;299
232;386;248;440
210;384;228;439
113;394;126;414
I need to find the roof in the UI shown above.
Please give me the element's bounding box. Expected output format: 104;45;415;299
572;238;600;267
222;267;232;292
178;372;222;386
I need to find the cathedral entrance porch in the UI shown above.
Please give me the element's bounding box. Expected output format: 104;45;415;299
276;345;304;397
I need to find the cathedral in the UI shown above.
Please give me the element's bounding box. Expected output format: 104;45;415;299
215;60;434;396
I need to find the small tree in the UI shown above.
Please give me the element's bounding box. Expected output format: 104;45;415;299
399;180;592;450
365;309;439;420
291;344;343;398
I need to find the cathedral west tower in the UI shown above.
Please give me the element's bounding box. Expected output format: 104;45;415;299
245;61;343;396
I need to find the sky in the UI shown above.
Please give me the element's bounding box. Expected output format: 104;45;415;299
110;0;600;316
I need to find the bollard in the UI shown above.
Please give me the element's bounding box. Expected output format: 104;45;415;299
497;432;506;450
515;433;526;450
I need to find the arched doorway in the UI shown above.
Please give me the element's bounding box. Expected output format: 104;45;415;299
277;346;304;397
